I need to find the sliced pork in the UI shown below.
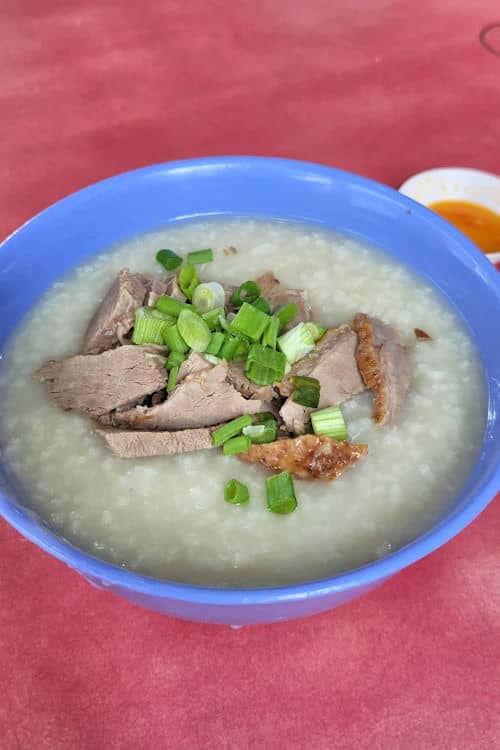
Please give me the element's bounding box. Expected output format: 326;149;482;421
279;325;365;434
226;361;276;401
104;362;271;431
81;269;149;354
36;345;167;418
353;313;411;425
81;269;184;354
95;424;219;458
239;434;368;480
255;271;312;329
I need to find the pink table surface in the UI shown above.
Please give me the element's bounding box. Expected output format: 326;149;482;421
1;2;500;748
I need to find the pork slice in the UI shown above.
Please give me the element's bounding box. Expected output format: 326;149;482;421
353;313;411;425
279;325;365;434
178;352;212;382
106;363;271;430
81;269;149;354
226;361;276;401
239;434;368;480
95;424;219;458
255;271;312;329
36;345;167;418
137;272;186;307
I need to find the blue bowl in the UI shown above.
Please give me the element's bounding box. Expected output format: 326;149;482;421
1;157;499;625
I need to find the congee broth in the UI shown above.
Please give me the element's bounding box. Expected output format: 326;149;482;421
0;219;486;586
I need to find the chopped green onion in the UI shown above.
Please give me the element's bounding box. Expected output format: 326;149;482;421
162;323;189;353
291;375;320;408
203;354;221;365
278;322;315;364
275;303;298;332
220;334;239;361
177;309;211;352
156;295;191;317
167;350;186;369
202;306;225;330
304;321;327;342
266;471;298;515
254;411;278;427
261;315;280;349
212;415;253;447
245;344;286;386
231;281;260;308
131;307;175;345
242;422;277;444
223;435;251;455
156;249;182;271
251;296;271;314
311;406;347;441
206;331;225;356
178;264;199;300
229;302;271;341
187;248;213;265
218;313;230;331
192;282;226;314
233;339;250;362
224;479;250;505
167;365;179;393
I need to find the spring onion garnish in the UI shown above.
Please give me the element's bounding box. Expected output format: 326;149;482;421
229;302;271;341
178;264;199;300
291;375;320;408
243;414;278;444
162;323;189;353
220;334;239;361
311;406;347;441
245;344;287;385
222;435;251;456
166;350;186;369
131;307;175;345
156;295;191;317
205;331;225;356
231;280;260;308
261;315;279;349
187;248;213;265
202;307;225;330
265;471;298;515
277;322;315;364
192;282;226;314
224;479;250;505
251;296;271;314
177;309;211;352
304;321;327;342
156;249;182;271
203;354;222;365
167;365;179;393
233;339;250;362
275;303;298;332
212;415;253;447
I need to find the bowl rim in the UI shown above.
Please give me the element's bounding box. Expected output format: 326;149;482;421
1;154;499;606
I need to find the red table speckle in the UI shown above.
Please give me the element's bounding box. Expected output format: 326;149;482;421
1;2;500;748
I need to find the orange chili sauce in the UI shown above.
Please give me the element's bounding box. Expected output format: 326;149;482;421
429;200;500;255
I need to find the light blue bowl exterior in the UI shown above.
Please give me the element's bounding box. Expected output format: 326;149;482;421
1;157;499;625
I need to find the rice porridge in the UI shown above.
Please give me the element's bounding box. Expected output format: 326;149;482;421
0;219;486;587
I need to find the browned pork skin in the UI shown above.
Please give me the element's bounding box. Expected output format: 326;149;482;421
239;434;368;480
353;313;411;425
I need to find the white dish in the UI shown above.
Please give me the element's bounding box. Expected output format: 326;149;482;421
399;167;500;264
